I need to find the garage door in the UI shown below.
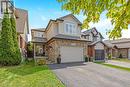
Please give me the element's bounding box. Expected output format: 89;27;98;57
60;46;84;63
95;50;105;61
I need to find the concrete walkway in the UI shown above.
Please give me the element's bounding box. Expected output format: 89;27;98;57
49;62;130;87
106;60;130;68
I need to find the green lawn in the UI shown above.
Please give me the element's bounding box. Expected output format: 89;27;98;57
96;62;130;72
112;58;130;63
0;62;64;87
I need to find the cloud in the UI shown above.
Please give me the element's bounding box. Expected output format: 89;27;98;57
89;18;113;30
122;25;130;38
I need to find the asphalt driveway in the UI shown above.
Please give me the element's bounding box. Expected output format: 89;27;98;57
49;62;130;87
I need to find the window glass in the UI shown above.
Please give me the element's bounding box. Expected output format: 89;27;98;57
70;25;72;33
72;24;75;34
35;32;43;37
65;23;68;34
65;23;76;34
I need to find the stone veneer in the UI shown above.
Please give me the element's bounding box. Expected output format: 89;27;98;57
46;38;89;63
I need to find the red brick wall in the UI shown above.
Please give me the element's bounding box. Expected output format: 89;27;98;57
19;35;27;49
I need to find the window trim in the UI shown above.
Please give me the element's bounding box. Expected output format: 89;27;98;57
65;22;76;35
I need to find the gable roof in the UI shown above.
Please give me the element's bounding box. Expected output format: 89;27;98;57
103;40;115;48
104;38;130;48
82;27;104;39
89;41;107;46
114;43;130;49
15;8;29;34
57;14;82;25
45;19;63;32
105;38;130;44
45;14;82;31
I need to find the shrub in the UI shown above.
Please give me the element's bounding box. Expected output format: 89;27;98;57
37;59;46;65
84;55;88;62
0;14;21;66
108;54;112;60
0;14;14;66
10;16;21;65
119;54;123;58
27;42;34;58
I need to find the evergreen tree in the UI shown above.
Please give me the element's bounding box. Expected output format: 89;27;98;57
10;16;21;65
0;14;14;66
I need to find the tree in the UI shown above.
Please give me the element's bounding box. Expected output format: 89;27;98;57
10;16;21;65
0;14;21;66
0;14;14;66
57;0;130;39
27;42;34;58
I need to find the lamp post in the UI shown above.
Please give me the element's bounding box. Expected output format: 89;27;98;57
1;0;14;14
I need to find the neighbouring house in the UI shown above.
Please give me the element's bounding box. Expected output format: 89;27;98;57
104;38;130;59
32;14;108;63
31;28;47;57
15;8;29;52
0;1;29;56
81;27;106;61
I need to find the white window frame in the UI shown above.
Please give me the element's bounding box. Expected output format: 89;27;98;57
35;32;43;37
65;22;76;35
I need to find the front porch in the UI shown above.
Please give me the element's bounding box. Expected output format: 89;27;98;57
33;43;47;57
33;43;49;64
106;47;129;59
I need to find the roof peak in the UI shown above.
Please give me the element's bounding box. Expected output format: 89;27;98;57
57;14;82;24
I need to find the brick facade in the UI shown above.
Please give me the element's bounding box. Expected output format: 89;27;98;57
46;38;89;63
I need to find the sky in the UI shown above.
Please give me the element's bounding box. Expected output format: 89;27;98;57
13;0;130;41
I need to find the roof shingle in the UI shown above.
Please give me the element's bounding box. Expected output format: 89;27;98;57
15;8;29;34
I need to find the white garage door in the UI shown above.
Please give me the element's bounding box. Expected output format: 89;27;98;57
60;46;84;63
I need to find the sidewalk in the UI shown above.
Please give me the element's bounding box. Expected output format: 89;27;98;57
106;60;130;68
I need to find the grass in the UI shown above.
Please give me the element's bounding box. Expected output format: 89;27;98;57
96;62;130;72
0;61;64;87
112;58;130;63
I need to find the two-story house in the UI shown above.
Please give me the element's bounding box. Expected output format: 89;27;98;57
15;8;29;52
81;28;106;61
31;28;47;57
32;14;90;63
81;27;104;42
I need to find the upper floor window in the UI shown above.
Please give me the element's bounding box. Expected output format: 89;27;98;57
93;37;97;41
35;32;44;37
65;23;76;34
